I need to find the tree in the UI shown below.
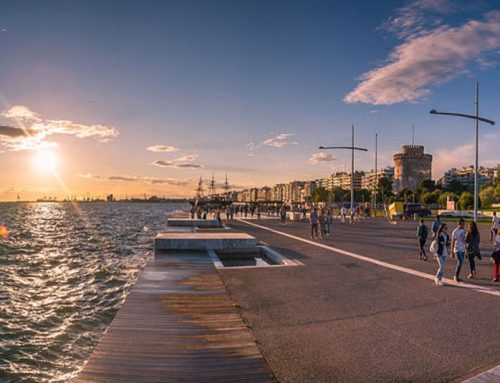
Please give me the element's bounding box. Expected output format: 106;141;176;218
417;179;436;194
377;177;393;202
331;187;346;203
458;192;475;210
445;179;466;195
495;184;500;202
420;190;440;205
480;186;495;208
312;187;330;203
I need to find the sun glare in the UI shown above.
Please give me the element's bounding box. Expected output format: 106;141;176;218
34;150;59;173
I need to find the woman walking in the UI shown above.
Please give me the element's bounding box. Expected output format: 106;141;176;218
492;232;500;282
434;223;450;286
465;221;481;279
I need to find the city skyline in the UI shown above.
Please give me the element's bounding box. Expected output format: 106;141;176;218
1;0;500;201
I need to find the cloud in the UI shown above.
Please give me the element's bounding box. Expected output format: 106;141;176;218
381;0;454;38
309;152;337;164
2;105;41;121
432;144;474;178
345;11;500;105
151;154;203;169
261;133;298;148
78;173;191;186
0;125;31;138
147;145;179;153
0;105;118;151
174;154;197;162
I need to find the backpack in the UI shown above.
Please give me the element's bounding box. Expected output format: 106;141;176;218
429;239;438;254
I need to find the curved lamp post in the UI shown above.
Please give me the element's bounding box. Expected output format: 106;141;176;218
429;82;495;222
319;124;368;212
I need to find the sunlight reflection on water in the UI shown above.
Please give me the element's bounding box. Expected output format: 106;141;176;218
0;202;187;382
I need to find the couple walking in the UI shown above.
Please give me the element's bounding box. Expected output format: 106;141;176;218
310;208;332;239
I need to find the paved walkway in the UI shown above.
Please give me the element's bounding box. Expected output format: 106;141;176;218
75;250;276;383
220;218;500;383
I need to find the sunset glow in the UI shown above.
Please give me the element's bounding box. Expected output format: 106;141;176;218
34;149;59;174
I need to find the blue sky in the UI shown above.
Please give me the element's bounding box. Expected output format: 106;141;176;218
0;0;499;199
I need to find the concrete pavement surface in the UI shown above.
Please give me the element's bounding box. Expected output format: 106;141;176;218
219;217;500;383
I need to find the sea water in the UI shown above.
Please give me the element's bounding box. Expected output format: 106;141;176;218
0;202;188;382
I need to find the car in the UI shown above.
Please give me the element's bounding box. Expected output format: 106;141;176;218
405;203;431;218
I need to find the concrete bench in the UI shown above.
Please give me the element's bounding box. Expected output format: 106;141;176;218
167;218;223;228
155;232;257;251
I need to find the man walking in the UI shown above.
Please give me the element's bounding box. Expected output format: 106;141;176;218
431;215;441;239
310;208;319;239
416;219;428;261
451;219;466;283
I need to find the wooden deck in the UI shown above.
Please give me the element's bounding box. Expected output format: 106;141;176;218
75;251;276;383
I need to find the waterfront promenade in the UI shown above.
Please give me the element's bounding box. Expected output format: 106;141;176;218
221;217;500;382
76;216;500;382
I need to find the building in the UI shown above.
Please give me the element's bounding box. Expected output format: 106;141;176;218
439;165;495;193
361;167;395;190
330;171;364;191
257;186;271;202
393;145;432;192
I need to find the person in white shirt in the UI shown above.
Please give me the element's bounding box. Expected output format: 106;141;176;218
340;206;346;223
490;212;499;243
451;219;466;283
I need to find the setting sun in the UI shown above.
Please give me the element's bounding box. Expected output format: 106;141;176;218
34;149;59;173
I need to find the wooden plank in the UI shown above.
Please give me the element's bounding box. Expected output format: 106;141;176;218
75;250;276;383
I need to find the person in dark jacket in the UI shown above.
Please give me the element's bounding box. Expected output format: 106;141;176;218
431;215;441;239
417;219;429;261
465;221;481;279
434;223;450;286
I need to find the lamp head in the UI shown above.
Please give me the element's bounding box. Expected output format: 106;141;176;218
430;109;438;114
318;146;324;149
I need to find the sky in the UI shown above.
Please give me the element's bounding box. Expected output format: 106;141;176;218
0;0;499;200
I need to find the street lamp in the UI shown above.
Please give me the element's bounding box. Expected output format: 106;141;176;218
430;82;495;222
319;124;368;214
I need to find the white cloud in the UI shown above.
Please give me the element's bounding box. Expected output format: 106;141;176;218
345;11;500;105
0;105;118;151
309;152;337;164
147;145;179;153
381;0;454;38
151;154;202;169
152;160;203;169
262;133;298;148
174;154;197;162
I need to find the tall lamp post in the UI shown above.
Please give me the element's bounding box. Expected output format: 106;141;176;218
429;82;495;222
319;124;368;212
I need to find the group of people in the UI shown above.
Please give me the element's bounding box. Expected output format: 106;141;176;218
309;208;333;239
417;214;500;286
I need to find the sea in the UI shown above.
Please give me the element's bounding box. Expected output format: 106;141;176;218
0;202;189;383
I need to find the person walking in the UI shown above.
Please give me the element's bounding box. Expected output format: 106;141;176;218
279;205;286;223
350;206;356;224
318;210;326;239
416;219;428;261
431;215;441;239
310;208;319;239
325;209;333;237
434;223;450;286
465;221;481;279
451;219;466;283
490;212;499;243
340;205;346;223
492;232;500;282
